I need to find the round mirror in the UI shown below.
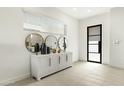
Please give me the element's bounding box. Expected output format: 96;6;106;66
25;33;44;53
45;35;58;51
58;36;68;52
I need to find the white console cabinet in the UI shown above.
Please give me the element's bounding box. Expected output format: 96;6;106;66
31;52;72;80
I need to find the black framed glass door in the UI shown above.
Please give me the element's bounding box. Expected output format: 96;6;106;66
87;24;102;63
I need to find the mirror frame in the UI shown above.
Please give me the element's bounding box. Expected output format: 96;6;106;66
58;36;68;51
25;33;44;53
45;35;58;49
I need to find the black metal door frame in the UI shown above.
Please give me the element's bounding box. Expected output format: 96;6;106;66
87;24;102;64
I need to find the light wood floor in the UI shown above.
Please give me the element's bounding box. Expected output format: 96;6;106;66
8;62;124;86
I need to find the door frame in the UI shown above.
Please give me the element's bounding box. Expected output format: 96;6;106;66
87;24;102;64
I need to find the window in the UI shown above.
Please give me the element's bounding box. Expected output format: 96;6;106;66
23;12;66;35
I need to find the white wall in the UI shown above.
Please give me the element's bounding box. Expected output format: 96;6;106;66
0;8;79;85
0;8;30;85
24;7;79;62
110;8;124;68
79;13;110;64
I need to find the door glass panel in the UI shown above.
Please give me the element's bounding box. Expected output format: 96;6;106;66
89;41;99;44
89;27;100;35
89;53;100;62
89;45;98;52
89;36;100;41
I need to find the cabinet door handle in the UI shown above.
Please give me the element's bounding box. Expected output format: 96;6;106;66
59;56;60;64
49;57;51;66
66;54;68;62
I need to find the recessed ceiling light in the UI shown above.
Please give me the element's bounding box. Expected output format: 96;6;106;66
88;9;91;13
73;8;77;11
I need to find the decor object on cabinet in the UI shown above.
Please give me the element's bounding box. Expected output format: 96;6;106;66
58;36;68;52
25;33;44;53
34;43;40;55
45;35;58;53
40;43;46;54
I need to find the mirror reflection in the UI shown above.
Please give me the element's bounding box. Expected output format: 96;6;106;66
45;35;58;53
58;36;68;52
25;33;44;53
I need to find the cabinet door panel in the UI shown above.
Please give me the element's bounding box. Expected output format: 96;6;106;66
59;54;66;70
31;57;41;78
39;56;50;77
66;53;72;66
50;55;59;73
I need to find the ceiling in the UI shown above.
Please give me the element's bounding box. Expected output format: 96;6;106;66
57;7;112;19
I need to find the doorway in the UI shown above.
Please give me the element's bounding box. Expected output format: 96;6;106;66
87;24;102;64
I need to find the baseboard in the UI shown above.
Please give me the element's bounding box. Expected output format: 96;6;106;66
73;60;83;63
102;63;109;65
0;73;30;86
78;59;87;62
109;64;124;69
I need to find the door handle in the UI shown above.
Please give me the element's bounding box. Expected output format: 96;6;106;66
49;57;51;66
66;54;68;62
59;56;60;64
